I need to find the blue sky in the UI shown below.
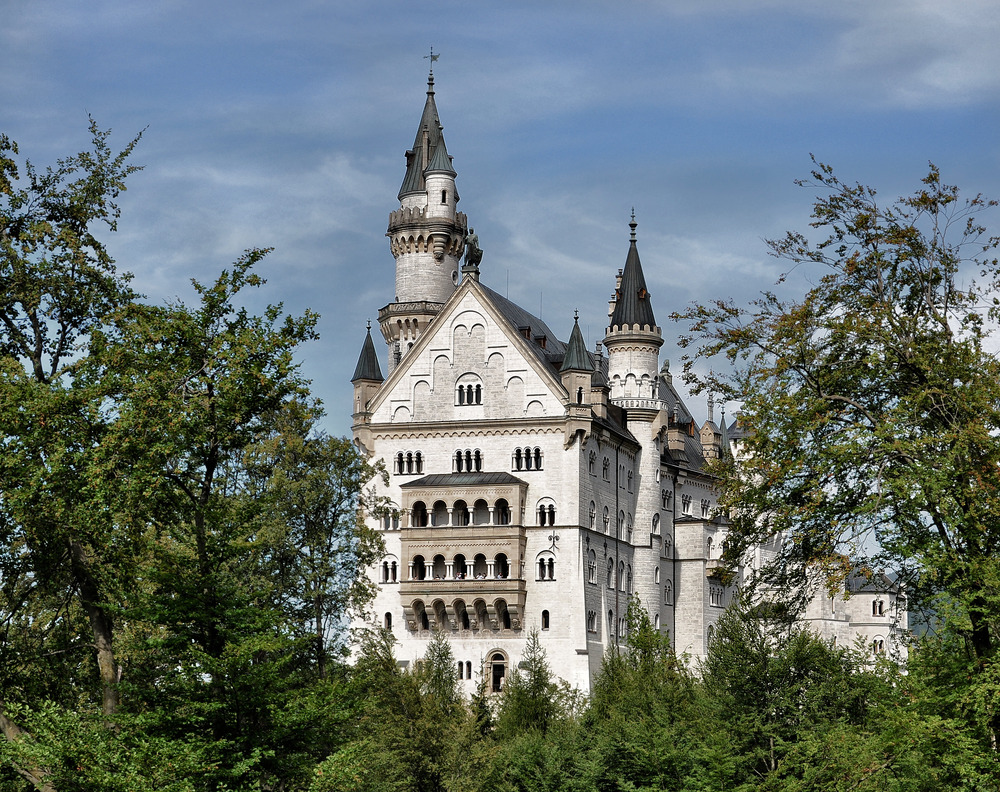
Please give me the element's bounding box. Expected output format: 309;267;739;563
4;0;999;435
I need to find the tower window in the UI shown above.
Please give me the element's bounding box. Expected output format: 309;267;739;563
441;189;447;204
541;610;550;630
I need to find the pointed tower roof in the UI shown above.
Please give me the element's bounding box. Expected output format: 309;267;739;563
609;212;657;330
560;312;594;372
398;70;455;199
352;323;384;382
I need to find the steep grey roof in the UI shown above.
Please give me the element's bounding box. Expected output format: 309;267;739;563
609;216;657;330
479;284;568;376
398;72;454;199
560;315;594;372
847;571;899;594
401;472;526;488
351;325;384;382
426;135;456;175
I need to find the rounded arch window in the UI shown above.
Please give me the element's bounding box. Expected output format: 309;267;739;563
494;553;510;579
411;502;428;527
536;498;556;526
536;551;556;581
652;514;660;535
489;651;508;693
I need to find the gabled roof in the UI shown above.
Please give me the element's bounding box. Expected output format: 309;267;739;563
398;71;454;199
560;315;594;373
352;324;383;382
479;284;569;377
609;215;657;330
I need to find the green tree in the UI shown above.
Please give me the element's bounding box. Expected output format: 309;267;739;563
677;162;1000;739
0;121;143;788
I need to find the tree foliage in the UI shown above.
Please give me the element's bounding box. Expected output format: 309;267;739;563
676;162;1000;734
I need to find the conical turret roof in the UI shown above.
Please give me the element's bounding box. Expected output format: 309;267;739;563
352;323;384;382
560;313;594;372
609;214;657;330
398;71;455;198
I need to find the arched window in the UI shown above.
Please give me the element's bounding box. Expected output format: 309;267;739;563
473;449;482;471
494;554;510;579
654;566;660;584
390;561;397;582
609;610;615;640
406;452;414;474
382;561;389;582
412;502;428;527
454;500;470;526
432;500;448;526
619;561;626;591
412;555;426;581
395;452;404;474
654;614;660;631
466;661;472;678
455;450;464;472
415;451;423;473
465;449;473;471
533;448;543;469
706;536;714;560
495;499;510;525
541;610;550;630
577;386;584;404
589;451;596;475
652;514;660;535
589;501;596;529
618;511;624;538
626;514;633;542
707;625;715;645
475;384;482;404
547;558;555;579
587;610;597;632
588;550;597;584
626;564;632;593
603;458;610;481
513;448;523;470
872;638;885;655
457;660;464;679
664;580;673;605
490;652;507;693
454;554;467;579
384;612;392;629
627;470;633;492
607;559;614;588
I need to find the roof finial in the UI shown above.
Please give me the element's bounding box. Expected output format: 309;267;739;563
425;47;440;91
574;309;579;322
366;319;372;332
629;208;637;242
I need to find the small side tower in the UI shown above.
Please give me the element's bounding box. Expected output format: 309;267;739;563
352;322;384;452
380;67;468;373
603;213;664;402
560;312;594;444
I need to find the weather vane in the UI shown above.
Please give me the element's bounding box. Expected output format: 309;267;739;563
425;47;440;67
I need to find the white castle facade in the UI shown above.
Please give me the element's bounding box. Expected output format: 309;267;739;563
350;71;907;693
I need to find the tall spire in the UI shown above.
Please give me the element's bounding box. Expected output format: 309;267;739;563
398;65;455;200
560;312;594;372
609;212;656;330
352;322;384;382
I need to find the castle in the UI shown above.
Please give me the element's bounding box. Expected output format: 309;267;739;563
350;69;907;692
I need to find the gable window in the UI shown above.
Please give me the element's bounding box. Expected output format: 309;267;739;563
456;378;483;405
